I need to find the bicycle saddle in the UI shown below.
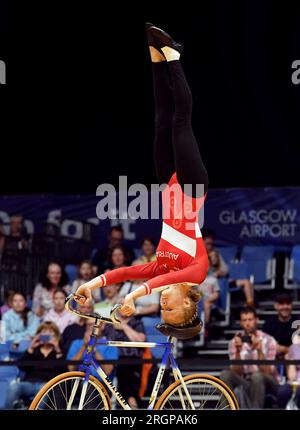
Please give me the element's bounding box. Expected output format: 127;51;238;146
155;317;203;340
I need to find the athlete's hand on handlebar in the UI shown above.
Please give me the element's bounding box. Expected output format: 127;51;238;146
119;294;136;317
74;284;93;305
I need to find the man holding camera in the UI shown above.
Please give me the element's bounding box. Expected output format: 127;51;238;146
220;306;278;408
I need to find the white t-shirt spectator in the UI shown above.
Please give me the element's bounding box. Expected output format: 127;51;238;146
199;276;220;299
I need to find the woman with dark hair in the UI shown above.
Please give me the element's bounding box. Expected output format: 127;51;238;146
43;288;78;334
133;237;157;265
2;292;40;344
107;245;129;270
32;261;71;317
76;24;209;339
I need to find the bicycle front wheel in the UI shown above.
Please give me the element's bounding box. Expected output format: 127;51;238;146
154;374;239;410
29;371;111;410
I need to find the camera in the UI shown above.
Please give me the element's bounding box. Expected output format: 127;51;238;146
237;333;252;344
241;335;252;344
39;334;52;343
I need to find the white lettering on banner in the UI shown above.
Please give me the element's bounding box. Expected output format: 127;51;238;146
220;209;298;224
219;209;299;239
240;224;297;238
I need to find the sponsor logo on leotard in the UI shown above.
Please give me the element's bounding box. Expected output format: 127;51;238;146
156;250;179;261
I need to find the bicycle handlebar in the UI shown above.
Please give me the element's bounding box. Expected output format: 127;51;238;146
65;293;122;325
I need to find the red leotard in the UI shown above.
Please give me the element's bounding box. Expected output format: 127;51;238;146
100;173;209;294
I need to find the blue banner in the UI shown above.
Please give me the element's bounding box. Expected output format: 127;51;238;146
0;188;299;251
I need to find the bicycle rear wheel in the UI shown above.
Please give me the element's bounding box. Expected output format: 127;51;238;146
154;374;239;410
29;371;111;410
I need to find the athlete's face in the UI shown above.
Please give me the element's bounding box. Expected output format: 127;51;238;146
160;286;191;325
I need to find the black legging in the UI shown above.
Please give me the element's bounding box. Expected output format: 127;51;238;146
152;60;208;197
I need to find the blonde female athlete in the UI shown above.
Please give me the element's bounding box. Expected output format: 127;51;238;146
75;24;209;339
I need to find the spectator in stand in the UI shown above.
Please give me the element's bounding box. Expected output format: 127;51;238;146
107;245;130;271
32;261;71;317
3;292;40;344
199;275;220;326
202;229;228;277
220;306;278;409
91;225;134;275
263;293;296;359
72;260;101;303
133;237;157;265
43;288;78;334
110;310;146;409
61;301;114;353
5;321;66;409
67;320;118;379
94;282;122;317
0;220;5;255
0;288;16;316
2;214;29;253
277;341;300;409
209;249;255;307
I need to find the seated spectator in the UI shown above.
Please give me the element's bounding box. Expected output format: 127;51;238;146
91;225;134;275
277;342;300;409
133;237;156;265
72;260;101;302
209;250;255;307
32;261;71;317
94;283;122;317
5;321;66;409
0;220;5;254
3;292;40;344
1;214;29;273
106;245;130;271
203;229;228;278
110;312;146;409
2;213;29;253
67;320;118;380
61;302;114;353
263;293;296;358
43;288;78;334
199;275;220;326
220;306;278;409
0;288;16;317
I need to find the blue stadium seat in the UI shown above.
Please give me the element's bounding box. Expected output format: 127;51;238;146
9;339;30;360
65;264;78;284
141;317;167;359
0;344;9;360
240;245;275;289
141;317;161;337
0;380;9;409
228;261;249;281
0;364;19;379
284;244;300;289
217;246;238;265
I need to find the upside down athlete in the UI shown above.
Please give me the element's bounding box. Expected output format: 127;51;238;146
76;24;209;338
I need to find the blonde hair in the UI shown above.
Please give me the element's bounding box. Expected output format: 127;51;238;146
176;286;202;327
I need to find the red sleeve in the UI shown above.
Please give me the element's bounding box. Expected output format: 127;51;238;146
100;261;160;286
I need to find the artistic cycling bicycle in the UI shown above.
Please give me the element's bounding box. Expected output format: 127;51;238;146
29;294;239;410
